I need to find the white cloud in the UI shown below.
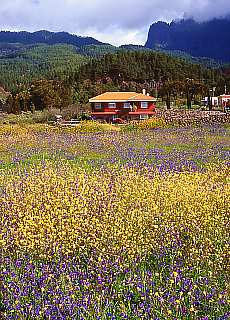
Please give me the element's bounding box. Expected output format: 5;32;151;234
0;0;230;45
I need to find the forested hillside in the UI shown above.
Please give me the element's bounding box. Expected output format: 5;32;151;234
76;43;221;68
78;44;119;57
74;51;220;84
0;44;89;91
0;43;37;57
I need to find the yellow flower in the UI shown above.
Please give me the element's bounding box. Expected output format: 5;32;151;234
190;306;195;312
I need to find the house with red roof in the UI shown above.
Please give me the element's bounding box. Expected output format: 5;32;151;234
89;90;156;122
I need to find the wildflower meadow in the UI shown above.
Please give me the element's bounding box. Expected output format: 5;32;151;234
0;123;229;319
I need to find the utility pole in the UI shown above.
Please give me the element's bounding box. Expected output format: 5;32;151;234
212;86;216;109
208;89;213;111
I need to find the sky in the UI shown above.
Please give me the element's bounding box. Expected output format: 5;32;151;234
0;0;230;46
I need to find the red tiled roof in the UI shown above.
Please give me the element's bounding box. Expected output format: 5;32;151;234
130;93;156;101
89;92;156;102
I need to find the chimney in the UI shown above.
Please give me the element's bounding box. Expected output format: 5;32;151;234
147;93;150;96
142;89;146;95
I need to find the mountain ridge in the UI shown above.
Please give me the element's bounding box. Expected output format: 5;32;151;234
1;22;229;65
145;17;230;62
0;30;105;47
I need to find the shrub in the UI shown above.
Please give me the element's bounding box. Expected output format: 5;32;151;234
0;110;58;124
122;117;166;131
77;112;92;121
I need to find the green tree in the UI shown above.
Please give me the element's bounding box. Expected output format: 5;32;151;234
183;79;207;109
159;80;183;109
30;79;71;111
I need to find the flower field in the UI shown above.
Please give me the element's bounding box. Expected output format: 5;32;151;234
0;124;230;319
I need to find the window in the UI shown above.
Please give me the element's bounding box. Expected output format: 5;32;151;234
108;103;116;108
141;102;148;108
140;114;149;120
112;114;119;121
124;102;130;108
95;103;101;110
